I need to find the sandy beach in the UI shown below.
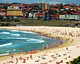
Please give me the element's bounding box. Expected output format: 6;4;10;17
0;26;80;64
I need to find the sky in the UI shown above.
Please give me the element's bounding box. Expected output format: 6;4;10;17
0;0;80;5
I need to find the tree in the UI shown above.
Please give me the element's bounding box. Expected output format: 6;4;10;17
3;6;7;13
67;10;75;14
28;9;32;13
59;3;63;13
0;15;3;20
38;8;42;10
59;3;63;9
5;16;10;22
66;56;80;64
48;10;58;15
79;4;80;7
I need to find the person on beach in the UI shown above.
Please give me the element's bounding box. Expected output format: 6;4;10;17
60;41;63;45
23;59;26;63
31;49;33;51
25;51;28;54
11;56;13;60
26;57;29;60
66;47;68;50
16;58;18;63
68;55;71;58
36;49;37;51
61;60;63;63
19;57;23;60
20;48;22;53
30;54;32;59
71;41;72;43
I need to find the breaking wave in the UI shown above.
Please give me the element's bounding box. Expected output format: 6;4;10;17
0;43;12;47
11;34;20;36
28;38;45;43
0;32;10;34
22;31;37;34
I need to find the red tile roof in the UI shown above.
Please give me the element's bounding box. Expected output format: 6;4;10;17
72;13;80;15
19;5;21;7
42;8;47;10
35;13;45;15
73;9;76;11
52;5;59;6
25;8;27;9
77;11;80;13
0;12;5;15
0;9;5;11
63;6;68;8
11;5;16;6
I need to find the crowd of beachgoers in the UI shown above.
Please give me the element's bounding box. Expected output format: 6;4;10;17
0;26;80;64
1;26;80;37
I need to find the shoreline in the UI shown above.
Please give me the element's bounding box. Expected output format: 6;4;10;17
0;27;66;57
0;26;80;64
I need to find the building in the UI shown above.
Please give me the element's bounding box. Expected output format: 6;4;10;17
54;13;60;20
49;5;59;12
29;12;45;19
29;10;48;19
7;6;22;16
59;14;79;20
29;13;35;18
0;9;5;12
39;1;49;10
59;15;65;20
35;13;45;19
65;15;79;20
0;12;6;16
32;10;48;13
7;9;22;16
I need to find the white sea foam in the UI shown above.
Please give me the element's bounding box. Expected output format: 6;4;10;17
0;32;10;34
40;36;48;38
22;31;37;34
29;39;45;43
11;34;20;36
42;45;44;46
0;43;12;47
27;40;30;41
6;50;10;52
13;49;16;51
0;53;9;56
16;38;28;39
4;37;28;40
10;30;19;32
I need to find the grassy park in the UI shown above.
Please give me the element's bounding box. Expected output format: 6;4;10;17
0;18;74;26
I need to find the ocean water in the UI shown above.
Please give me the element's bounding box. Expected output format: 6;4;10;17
0;29;66;55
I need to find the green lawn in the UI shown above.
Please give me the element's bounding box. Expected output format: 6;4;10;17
0;18;73;26
17;18;73;26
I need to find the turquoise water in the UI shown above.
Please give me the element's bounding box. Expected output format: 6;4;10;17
0;29;65;55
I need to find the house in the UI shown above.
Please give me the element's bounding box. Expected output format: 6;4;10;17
59;15;65;20
35;13;45;19
29;13;35;18
49;5;59;11
0;12;6;16
63;6;69;10
0;9;5;12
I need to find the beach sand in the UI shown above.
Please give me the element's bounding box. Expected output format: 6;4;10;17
0;26;80;64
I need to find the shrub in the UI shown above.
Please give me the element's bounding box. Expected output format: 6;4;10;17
15;19;20;22
1;19;5;22
67;56;80;64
